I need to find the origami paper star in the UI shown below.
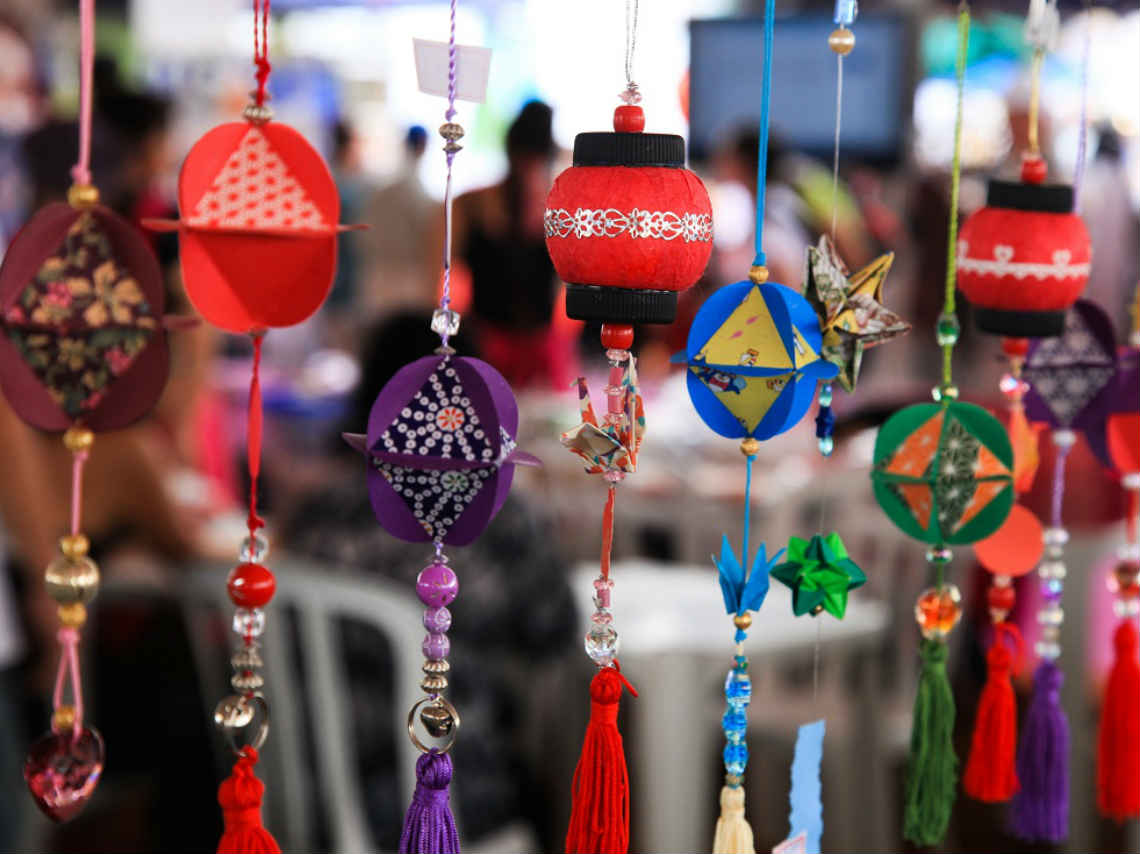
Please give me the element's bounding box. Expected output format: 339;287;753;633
771;532;866;619
716;537;784;621
561;356;645;475
802;235;909;392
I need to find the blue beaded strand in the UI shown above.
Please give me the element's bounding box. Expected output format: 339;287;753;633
722;655;753;783
815;383;835;457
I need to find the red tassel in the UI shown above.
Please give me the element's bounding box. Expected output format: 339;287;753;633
964;623;1021;802
217;747;280;854
565;664;637;854
1097;620;1140;821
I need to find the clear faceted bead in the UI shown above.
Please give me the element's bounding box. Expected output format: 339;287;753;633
1044;577;1065;597
1039;560;1067;580
722;708;747;737
1051;429;1076;449
818;384;833;407
818;436;834;456
1113;597;1140;618
1037;605;1064;627
431;308;461;337
591;608;614;626
1042;527;1070;547
232;608;266;637
1035;640;1061;660
724;669;752;705
239;532;269;563
935;312;960;346
585;625;618;666
723;741;749;776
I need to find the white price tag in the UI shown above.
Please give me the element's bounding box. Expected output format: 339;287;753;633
413;39;492;104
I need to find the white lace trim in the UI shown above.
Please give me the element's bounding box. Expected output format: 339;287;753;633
957;241;1089;281
544;207;712;243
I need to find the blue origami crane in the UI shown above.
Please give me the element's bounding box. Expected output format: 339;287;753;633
715;537;784;640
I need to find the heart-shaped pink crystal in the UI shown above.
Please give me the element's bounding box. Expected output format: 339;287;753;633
23;726;104;822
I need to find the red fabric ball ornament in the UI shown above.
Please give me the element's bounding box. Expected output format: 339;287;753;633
226;562;276;608
957;173;1090;338
147;120;347;333
544;106;712;325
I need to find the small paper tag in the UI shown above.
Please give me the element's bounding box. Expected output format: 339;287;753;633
772;831;807;854
413;39;492;104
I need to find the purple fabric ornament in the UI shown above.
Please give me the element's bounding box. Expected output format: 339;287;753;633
399;750;460;854
343;353;538;546
1010;660;1070;842
1023;300;1116;464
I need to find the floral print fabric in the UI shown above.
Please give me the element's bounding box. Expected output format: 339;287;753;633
3;212;156;418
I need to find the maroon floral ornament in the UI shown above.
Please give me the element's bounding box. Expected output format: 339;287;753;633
0;202;169;431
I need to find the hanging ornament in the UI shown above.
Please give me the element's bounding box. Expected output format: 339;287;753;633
1096;341;1140;824
868;8;1015;845
145;0;361;334
150;3;357;849
546;4;710;851
956;0;1089;340
345;11;535;853
771;533;866;620
0;0;180;823
962;505;1042;804
802;0;911;457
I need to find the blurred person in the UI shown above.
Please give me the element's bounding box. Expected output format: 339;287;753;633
326;118;370;320
360;125;435;322
0;15;46;257
284;310;577;851
446;100;575;389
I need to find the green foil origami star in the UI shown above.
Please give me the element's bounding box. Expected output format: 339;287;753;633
771;532;866;619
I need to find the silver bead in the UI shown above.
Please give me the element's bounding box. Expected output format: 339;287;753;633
231;647;263;671
443;140;463;155
1113;597;1140;618
439;122;465;141
1118;542;1140;562
1123;473;1140;491
1051;429;1076;448
1042;527;1070;547
925;546;953;566
1035;640;1061;660
1038;560;1067;580
1038;605;1064;627
231;671;265;692
242;102;273;124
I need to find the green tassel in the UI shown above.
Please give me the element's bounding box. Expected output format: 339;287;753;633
904;637;958;847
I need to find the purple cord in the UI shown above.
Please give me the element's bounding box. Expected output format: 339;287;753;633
1050;439;1071;528
437;0;460;349
1072;8;1090;211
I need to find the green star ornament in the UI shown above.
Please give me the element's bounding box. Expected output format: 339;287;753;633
771;532;866;619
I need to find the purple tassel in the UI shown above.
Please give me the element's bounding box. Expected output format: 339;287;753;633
1009;661;1069;842
399;750;460;854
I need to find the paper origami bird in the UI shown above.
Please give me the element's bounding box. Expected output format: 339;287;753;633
716;538;784;624
771;532;866;619
561;356;645;475
802;235;908;392
674;280;838;441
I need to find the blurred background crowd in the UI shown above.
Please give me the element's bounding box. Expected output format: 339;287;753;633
0;0;1138;852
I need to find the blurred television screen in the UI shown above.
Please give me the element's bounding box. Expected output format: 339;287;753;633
689;14;909;165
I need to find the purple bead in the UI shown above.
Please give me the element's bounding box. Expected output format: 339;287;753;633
423;607;452;633
422;632;450;660
416;562;458;608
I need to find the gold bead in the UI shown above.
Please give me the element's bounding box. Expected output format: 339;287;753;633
810;604;825;616
733;612;752;630
242;102;273;124
421;674;449;692
828;27;855;55
58;602;87;628
748;265;769;285
423;659;451;674
59;534;89;558
740;438;761;457
52;705;76;732
62;426;94;453
67;184;99;209
45;555;100;605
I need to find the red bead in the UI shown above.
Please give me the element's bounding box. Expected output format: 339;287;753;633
987;583;1016;613
613;105;645;134
227;562;276;608
1001;337;1030;358
600;323;635;350
1020;154;1048;185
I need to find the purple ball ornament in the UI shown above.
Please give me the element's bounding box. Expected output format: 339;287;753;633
416;562;459;608
344;352;540;546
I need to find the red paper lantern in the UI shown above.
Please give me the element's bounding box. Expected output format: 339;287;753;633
957;160;1090;338
544;106;712;325
148;118;354;334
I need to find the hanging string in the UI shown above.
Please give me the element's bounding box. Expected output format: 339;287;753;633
940;3;969;390
52;628;83;735
247;333;265;538
752;0;776;268
622;0;640;102
600;486;616;580
1072;1;1091;209
436;0;460;349
829;53;844;242
252;0;272;107
69;449;88;537
741;453;755;570
71;0;95;186
1050;438;1071;529
1027;48;1044;158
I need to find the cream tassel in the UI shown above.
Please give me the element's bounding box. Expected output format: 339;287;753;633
713;785;756;854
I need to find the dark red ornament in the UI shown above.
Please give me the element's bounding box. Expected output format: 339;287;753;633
957;159;1090;338
544;106;712;325
227;562;276;608
987;583;1016;614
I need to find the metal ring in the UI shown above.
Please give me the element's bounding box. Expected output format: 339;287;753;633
214;693;270;756
407;695;460;755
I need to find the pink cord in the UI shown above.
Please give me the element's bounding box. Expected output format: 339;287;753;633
70;450;88;537
71;0;94;187
53;627;83;734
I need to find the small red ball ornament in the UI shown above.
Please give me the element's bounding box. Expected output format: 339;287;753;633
957;164;1090;338
544;106;712;325
226;562;276;609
